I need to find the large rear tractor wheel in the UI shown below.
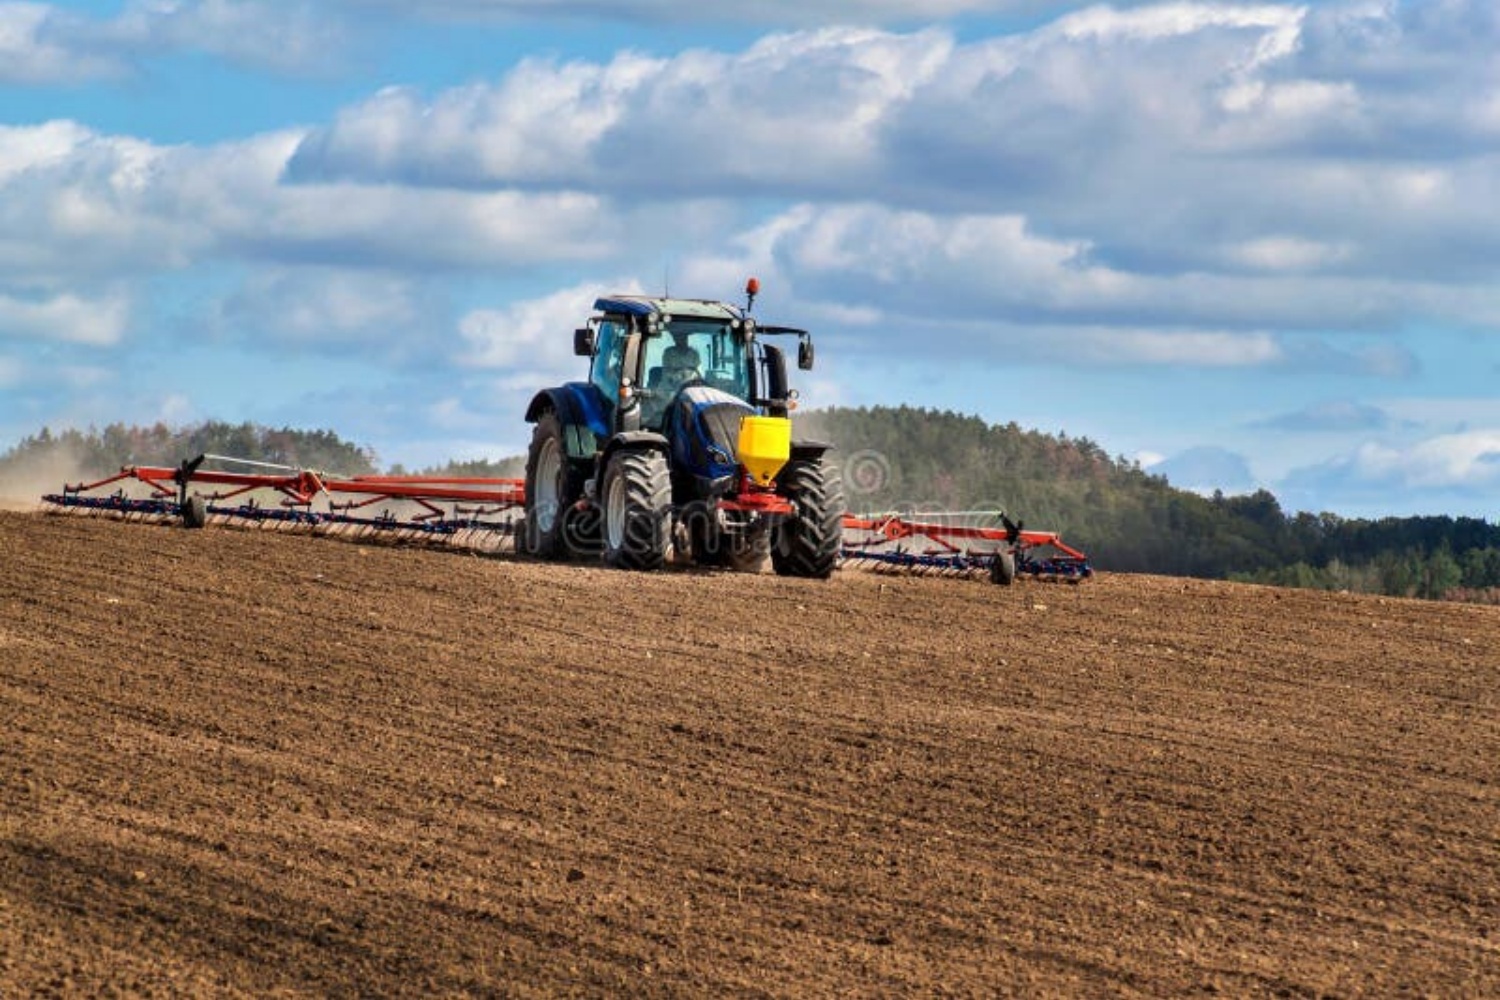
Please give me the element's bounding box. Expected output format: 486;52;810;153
602;449;671;571
772;455;846;579
522;412;585;559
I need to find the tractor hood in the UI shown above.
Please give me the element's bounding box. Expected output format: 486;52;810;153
664;385;754;489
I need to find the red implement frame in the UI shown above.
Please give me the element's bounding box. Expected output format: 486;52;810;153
842;514;1088;561
44;458;1091;580
43;458;527;548
59;465;523;510
840;511;1092;582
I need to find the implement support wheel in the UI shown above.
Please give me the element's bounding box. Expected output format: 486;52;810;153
990;547;1016;586
182;495;208;530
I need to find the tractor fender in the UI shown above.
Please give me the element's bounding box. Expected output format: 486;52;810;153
595;431;671;494
599;431;670;465
525;385;607;462
790;439;835;462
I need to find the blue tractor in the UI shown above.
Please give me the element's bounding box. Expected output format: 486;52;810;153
518;281;845;576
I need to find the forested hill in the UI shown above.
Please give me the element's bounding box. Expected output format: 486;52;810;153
800;406;1500;601
2;412;1498;601
0;422;525;488
0;422;380;483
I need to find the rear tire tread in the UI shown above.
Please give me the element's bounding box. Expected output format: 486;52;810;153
772;457;845;579
522;411;585;560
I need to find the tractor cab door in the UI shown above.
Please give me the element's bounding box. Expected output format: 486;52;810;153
588;317;629;431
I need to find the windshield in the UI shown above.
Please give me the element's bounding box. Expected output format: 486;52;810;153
639;318;750;425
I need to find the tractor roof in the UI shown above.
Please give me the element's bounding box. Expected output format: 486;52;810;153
593;296;744;322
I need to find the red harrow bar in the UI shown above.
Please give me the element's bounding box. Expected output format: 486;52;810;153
43;455;1092;582
43;454;524;549
841;511;1092;584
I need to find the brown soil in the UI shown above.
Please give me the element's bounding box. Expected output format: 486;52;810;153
2;510;1497;997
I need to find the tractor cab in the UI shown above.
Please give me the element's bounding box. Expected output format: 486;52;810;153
572;295;810;435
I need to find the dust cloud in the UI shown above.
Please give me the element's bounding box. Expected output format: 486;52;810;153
0;445;98;511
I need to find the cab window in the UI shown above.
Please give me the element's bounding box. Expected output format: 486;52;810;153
589;319;626;405
641;321;748;400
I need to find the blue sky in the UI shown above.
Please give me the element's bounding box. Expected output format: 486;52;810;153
2;0;1498;518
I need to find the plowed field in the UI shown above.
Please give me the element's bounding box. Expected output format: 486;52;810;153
2;510;1497;997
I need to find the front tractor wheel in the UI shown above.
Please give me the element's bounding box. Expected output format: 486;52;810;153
521;412;583;559
772;455;846;579
602;449;671;571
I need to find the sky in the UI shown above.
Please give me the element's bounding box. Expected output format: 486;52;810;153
1;0;1498;519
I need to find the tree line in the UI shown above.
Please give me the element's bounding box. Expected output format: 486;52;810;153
0;421;379;481
800;406;1500;602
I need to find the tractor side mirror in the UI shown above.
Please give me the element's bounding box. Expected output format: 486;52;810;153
574;327;596;357
797;338;815;371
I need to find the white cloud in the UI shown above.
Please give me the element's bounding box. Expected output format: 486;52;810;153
1048;2;1303;52
668;202;1455;344
0;1;343;82
0;122;615;292
337;0;1028;25
290;56;667;188
293;4;1325;193
284;3;1500;302
214;266;427;351
114;1;344;73
1304;431;1500;492
1254;400;1396;434
0;3;124;83
0;290;128;346
0;124;218;282
1381;397;1500;432
1071;328;1284;367
678;202;1134;319
457;278;643;372
289;27;955;195
233;184;610;269
1230;237;1352;272
1278;425;1500;515
0;120;98;181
